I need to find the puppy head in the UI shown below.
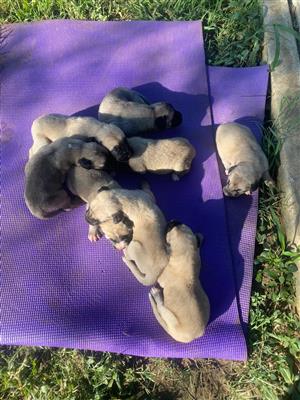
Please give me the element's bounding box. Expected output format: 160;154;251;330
111;138;133;162
102;125;132;162
166;222;198;251
152;102;183;130
223;165;259;197
96;210;133;250
78;142;108;170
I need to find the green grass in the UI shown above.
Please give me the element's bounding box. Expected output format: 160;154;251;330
0;0;299;399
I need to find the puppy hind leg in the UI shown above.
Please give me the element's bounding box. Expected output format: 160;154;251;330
171;172;181;181
262;170;275;188
149;289;169;332
149;287;179;335
45;190;73;213
28;137;51;158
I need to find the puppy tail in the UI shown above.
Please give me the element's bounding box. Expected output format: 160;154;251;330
141;180;156;203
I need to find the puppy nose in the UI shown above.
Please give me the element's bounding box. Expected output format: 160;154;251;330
223;186;230;196
172;111;182;127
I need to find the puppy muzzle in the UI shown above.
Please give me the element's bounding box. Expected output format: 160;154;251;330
223;186;241;197
171;110;182;127
111;140;133;162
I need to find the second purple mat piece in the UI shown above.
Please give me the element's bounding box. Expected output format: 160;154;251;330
207;66;269;331
1;20;249;360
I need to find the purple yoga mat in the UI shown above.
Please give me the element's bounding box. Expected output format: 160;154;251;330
0;20;268;360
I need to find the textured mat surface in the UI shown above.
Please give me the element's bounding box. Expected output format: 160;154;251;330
0;20;268;360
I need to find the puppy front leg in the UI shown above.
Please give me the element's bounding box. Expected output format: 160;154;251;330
88;225;103;242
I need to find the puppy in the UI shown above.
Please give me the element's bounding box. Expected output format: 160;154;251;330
127;136;196;180
86;185;169;285
29;114;132;162
216;122;273;197
98;87;182;136
149;222;210;343
66;166;131;246
25;137;108;220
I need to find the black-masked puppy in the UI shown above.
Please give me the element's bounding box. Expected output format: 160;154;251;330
127;136;196;180
98;87;182;136
29;114;132;162
149;223;210;343
25;137;108;220
216;122;273;197
86;186;169;285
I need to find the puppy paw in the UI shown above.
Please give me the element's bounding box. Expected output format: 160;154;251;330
171;173;180;181
150;286;163;304
88;229;102;242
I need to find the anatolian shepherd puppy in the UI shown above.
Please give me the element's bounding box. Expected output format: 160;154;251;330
67;166;133;248
25;137;108;220
98;87;182;136
85;184;169;285
127;137;196;180
149;222;210;343
216;122;273;197
29;114;132;162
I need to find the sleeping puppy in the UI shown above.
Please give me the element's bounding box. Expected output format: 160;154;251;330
216;122;273;197
86;185;169;285
149;222;210;343
127;136;196;180
98;87;182;136
29;114;132;162
66;166;132;247
25;137;108;220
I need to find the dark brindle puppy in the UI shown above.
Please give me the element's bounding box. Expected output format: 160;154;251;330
25;137;108;220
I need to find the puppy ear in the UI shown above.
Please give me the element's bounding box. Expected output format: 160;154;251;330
78;157;93;169
195;233;204;248
112;210;125;224
172;110;182;127
155;116;167;130
166;220;182;233
227;165;237;175
97;186;110;193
